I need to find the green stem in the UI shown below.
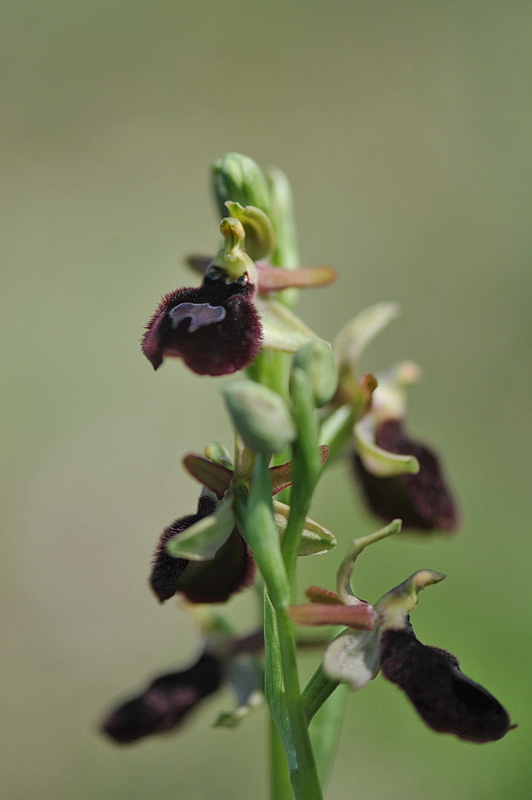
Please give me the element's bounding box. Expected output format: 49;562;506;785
319;405;356;464
310;681;347;786
282;369;321;581
302;663;340;724
237;455;323;800
270;718;294;800
264;595;324;800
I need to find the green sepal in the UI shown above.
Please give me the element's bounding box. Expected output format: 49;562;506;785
256;297;320;353
225;201;275;261
273;500;337;556
334;302;400;406
222;381;296;454
165;493;235;561
354;415;420;477
336;519;402;605
334;301;401;373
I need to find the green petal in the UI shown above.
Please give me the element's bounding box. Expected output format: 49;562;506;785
334;302;400;373
336;520;403;605
375;570;446;630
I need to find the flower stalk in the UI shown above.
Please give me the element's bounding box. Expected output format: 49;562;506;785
100;152;514;800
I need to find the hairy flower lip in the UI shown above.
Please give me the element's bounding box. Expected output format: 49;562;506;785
300;562;513;742
379;626;516;743
353;419;460;532
149;494;255;604
141;272;262;376
100;652;224;745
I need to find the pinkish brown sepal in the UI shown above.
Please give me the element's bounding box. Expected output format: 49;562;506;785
305;585;343;604
182;454;233;499
255;263;337;292
288;602;376;629
269;445;329;495
353;419;460;531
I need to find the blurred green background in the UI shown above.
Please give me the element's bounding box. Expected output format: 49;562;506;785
2;1;531;798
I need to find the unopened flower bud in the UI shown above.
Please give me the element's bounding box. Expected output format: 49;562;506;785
222;381;296;454
212;152;271;218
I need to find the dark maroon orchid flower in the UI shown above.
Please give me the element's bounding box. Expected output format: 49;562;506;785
142;210;336;378
142;269;263;376
101;628;265;745
291;531;514;744
353;418;459;531
150;447;332;605
101;652;223;744
380;622;515;743
333;308;460;533
150;492;255;604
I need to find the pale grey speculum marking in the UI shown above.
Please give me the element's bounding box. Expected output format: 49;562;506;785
169;303;226;333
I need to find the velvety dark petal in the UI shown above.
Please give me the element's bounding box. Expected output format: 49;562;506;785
353;419;459;531
380;627;514;743
101;653;223;744
149;494;217;603
141;273;263;375
174;528;256;603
